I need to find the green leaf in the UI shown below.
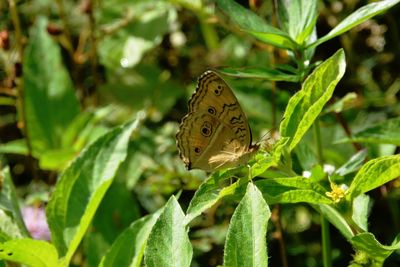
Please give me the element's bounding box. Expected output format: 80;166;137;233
256;177;331;204
185;170;244;224
335;149;367;176
23;16;80;155
347;155;400;198
276;0;318;44
337;117;400;146
0;167;29;237
0;210;23;242
98;2;176;68
322;92;357;114
223;183;270;267
217;0;297;50
352;194;370;232
313;204;354;240
309;0;400;48
0;139;28;155
46;119;140;263
144;196;193;267
99;211;161;267
251;137;289;178
0;239;59;267
217;67;299;82
279;49;346;151
350;232;400;266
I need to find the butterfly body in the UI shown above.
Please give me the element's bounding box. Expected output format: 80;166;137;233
176;70;258;172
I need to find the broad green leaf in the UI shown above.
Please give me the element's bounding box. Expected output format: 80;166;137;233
0;239;59;267
276;0;318;44
350;232;400;266
0;167;29;237
218;67;299;82
46;119;140;263
256;177;331;204
223;183;270;267
23;17;80;155
99;211;161;267
347;155;400;198
335;149;367;176
185;169;245;224
256;176;326;195
144;196;192;267
352;194;370;232
313;204;354;240
217;0;297;50
38;149;77;171
337;117;400;146
279;49;346;151
98;2;176;68
309;0;400;48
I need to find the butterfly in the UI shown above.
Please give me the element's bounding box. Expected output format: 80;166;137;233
176;70;259;172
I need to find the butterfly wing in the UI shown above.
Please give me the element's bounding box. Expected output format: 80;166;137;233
188;70;252;147
176;70;256;171
176;111;255;171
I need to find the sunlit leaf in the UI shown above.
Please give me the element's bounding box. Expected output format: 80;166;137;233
223;183;270;267
185;170;245;224
309;0;400;47
276;0;318;44
352;194;370;232
347;155;400;199
279;49;346;151
217;0;297;50
351;232;400;265
46;119;140;263
99;211;161;267
23;17;80;155
145;196;192;267
0;239;59;267
256;177;331;204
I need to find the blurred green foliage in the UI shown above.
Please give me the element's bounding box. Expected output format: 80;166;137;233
0;0;400;266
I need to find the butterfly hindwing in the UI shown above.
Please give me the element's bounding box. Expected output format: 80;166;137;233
176;111;240;170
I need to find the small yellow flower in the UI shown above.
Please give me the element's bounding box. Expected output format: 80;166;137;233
326;182;348;203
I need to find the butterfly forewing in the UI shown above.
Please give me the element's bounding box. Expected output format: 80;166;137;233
189;71;252;146
176;70;257;171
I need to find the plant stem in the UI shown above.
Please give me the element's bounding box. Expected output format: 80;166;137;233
321;215;332;267
9;0;37;180
314;119;332;267
272;205;289;267
198;13;219;51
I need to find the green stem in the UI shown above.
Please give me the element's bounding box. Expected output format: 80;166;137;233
198;13;219;51
321;215;332;267
314;119;331;267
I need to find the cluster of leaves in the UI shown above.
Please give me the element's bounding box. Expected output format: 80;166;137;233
0;0;400;266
